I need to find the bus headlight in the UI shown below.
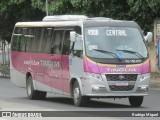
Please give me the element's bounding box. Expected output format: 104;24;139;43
139;73;150;83
92;86;107;93
137;85;148;92
86;73;103;81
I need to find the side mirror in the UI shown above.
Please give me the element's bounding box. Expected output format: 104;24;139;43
74;40;83;51
144;32;153;42
70;31;83;50
70;31;76;42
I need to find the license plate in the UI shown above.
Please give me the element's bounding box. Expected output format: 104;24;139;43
116;81;128;86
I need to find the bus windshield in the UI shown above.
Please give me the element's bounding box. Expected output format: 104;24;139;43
84;27;148;59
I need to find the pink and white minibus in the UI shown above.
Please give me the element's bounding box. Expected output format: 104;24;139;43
10;15;152;107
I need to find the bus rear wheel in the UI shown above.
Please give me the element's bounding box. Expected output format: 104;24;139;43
129;96;143;107
72;81;88;107
26;76;46;100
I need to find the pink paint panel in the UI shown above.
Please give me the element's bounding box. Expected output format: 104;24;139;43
83;58;100;73
11;51;70;93
61;55;70;93
142;60;151;74
83;57;150;74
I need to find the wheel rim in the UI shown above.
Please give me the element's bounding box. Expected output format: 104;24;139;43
73;87;80;103
27;80;32;96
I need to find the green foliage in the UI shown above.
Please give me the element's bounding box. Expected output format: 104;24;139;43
1;0;160;42
127;0;160;32
0;0;45;42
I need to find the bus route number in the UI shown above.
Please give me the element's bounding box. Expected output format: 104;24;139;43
88;29;99;36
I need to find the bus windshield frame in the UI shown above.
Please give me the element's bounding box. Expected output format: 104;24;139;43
84;26;148;61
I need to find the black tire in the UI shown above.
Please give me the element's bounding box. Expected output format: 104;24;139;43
26;76;46;100
129;96;143;107
72;81;88;107
38;91;47;100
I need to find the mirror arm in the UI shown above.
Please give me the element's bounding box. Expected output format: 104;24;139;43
144;36;147;42
69;42;75;54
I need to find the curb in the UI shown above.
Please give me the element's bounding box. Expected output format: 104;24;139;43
150;79;160;89
150;88;160;90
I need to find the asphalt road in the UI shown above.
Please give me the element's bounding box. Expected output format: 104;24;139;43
0;77;160;119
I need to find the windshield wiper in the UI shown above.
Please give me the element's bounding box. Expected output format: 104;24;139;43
93;49;121;61
116;49;145;60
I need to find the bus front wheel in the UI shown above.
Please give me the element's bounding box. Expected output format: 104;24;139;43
26;76;46;100
129;96;143;107
72;81;88;107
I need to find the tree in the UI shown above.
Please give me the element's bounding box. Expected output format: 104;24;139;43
1;0;160;43
128;0;160;33
31;0;160;33
0;0;45;42
31;0;130;18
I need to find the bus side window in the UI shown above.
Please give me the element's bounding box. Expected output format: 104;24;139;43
62;30;71;55
26;28;36;52
14;27;21;34
19;35;25;52
51;30;64;54
33;28;44;53
11;27;22;51
11;35;19;51
17;27;28;52
32;28;39;53
74;26;82;35
41;28;52;54
39;28;45;53
72;26;83;58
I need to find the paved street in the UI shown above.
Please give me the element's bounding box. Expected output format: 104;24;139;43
0;77;160;119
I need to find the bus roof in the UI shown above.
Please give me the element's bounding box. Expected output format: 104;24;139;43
15;21;82;27
43;15;88;21
15;15;140;29
83;20;140;28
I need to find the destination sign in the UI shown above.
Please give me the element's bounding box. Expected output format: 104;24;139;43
106;30;127;36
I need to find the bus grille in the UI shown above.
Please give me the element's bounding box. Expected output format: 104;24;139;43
105;74;138;81
109;85;134;91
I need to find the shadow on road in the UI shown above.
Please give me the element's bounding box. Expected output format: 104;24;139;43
45;97;132;108
3;96;146;110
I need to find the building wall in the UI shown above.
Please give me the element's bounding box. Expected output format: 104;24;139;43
148;42;159;72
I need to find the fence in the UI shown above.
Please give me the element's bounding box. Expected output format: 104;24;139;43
0;40;10;77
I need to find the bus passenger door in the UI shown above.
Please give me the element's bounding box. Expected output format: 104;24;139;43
61;30;71;95
33;28;48;91
39;28;53;92
50;29;64;94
